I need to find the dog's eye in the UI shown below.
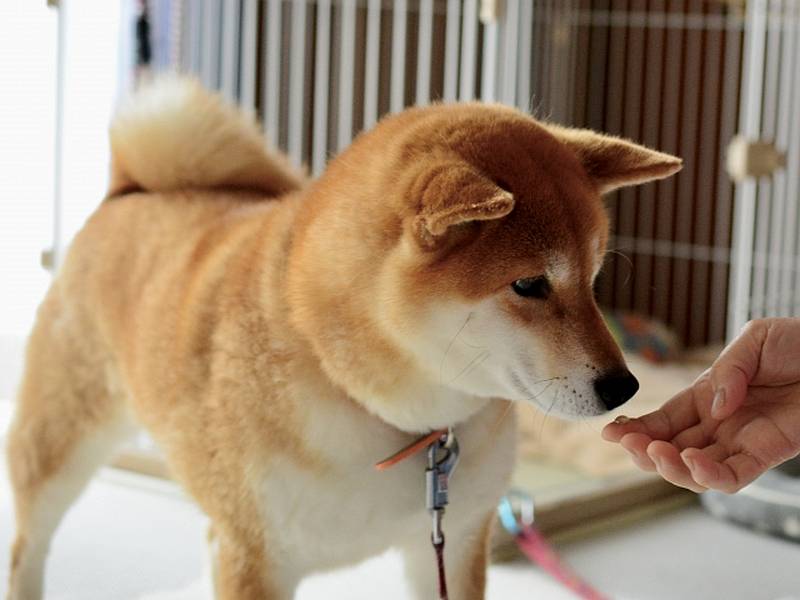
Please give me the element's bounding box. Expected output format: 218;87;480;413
511;276;551;299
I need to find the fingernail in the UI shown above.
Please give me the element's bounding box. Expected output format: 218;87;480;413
614;415;631;424
711;388;726;418
682;454;697;471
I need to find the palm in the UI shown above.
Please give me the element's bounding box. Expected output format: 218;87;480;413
603;375;800;493
702;384;800;462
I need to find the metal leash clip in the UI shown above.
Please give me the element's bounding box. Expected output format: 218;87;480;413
426;428;459;545
497;489;535;536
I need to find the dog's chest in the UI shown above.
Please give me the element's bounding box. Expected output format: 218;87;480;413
255;401;516;574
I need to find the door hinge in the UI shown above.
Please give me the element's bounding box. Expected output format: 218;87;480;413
41;248;55;272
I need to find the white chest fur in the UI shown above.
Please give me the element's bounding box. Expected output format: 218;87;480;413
255;397;517;583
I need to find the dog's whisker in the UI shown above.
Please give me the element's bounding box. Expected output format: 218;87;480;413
458;339;485;350
512;379;558;439
439;314;471;386
448;350;490;385
538;386;561;440
525;403;543;442
528;95;548;121
579;416;606;433
606;249;634;287
524;376;561;388
488;400;515;440
521;379;556;405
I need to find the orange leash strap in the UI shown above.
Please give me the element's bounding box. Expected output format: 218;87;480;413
374;428;448;471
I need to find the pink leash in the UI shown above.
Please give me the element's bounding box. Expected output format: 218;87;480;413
498;492;609;600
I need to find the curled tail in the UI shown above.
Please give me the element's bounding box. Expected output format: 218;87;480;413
107;76;305;197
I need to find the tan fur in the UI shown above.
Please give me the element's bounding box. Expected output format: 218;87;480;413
545;123;682;193
6;77;681;599
107;76;305;196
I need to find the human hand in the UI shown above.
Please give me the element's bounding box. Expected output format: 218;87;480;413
602;318;800;493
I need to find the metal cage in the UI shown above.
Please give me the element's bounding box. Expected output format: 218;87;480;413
147;0;800;347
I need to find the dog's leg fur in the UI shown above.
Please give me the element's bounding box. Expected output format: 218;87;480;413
203;511;295;600
213;532;295;600
5;294;133;600
7;418;131;600
401;512;494;600
207;525;220;598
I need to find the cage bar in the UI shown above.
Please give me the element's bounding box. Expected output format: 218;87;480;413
263;0;282;146
459;0;478;101
201;0;221;89
220;0;241;101
516;0;533;111
337;0;357;150
767;0;792;316
363;0;381;129
729;0;768;336
312;0;332;175
480;16;498;102
240;0;258;109
444;0;461;102
416;0;434;106
749;0;781;319
390;0;408;113
781;3;800;315
287;0;307;165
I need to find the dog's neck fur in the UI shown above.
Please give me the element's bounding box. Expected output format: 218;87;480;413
282;176;490;434
284;255;490;433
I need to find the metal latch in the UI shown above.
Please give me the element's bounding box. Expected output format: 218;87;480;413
726;135;786;182
480;0;501;23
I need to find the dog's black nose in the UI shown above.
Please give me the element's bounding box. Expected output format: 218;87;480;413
593;370;639;411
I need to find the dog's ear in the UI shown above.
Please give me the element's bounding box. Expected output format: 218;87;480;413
412;163;515;248
546;124;682;194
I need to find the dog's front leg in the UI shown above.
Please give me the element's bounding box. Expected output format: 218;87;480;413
401;511;494;600
213;534;297;600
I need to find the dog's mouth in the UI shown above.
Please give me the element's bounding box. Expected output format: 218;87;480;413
508;368;557;404
506;368;573;412
506;366;634;418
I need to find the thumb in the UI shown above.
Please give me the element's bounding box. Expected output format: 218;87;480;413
708;321;767;420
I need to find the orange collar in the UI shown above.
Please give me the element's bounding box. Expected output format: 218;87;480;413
374;428;449;471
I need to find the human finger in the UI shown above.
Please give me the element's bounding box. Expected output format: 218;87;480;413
647;440;707;493
603;387;701;443
680;447;766;493
602;415;649;442
619;432;658;471
670;421;716;451
708;320;767;420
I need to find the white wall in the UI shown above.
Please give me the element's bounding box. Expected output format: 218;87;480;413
58;0;128;259
0;4;57;340
0;1;127;400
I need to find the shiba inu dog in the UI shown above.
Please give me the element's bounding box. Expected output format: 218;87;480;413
6;78;680;599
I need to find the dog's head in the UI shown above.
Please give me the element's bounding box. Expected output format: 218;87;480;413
289;104;681;428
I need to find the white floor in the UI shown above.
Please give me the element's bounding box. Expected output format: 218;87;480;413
3;392;800;600
2;463;800;600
